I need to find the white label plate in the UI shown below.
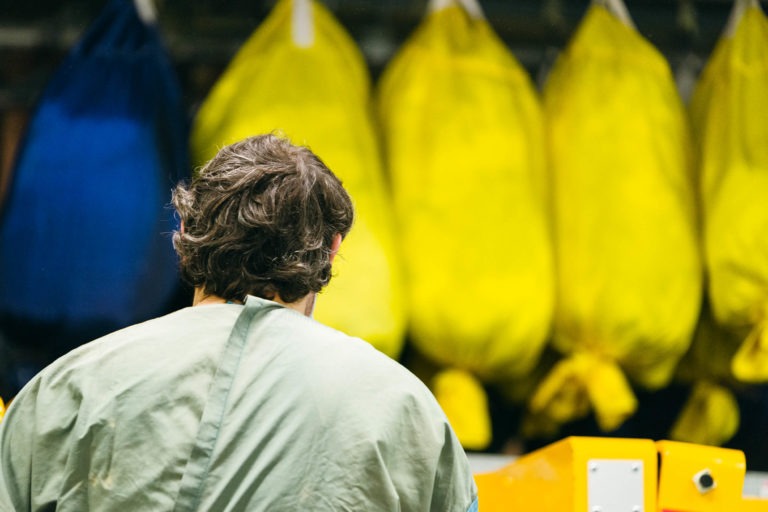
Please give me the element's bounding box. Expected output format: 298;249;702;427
586;459;644;512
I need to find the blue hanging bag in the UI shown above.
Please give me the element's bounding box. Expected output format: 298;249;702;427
0;0;189;369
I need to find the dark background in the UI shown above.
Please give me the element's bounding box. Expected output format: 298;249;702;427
0;0;749;110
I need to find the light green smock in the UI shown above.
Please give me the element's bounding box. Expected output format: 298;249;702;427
0;296;477;511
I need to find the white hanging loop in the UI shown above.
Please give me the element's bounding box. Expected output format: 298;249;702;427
593;0;636;29
724;0;760;36
292;0;314;48
428;0;486;20
134;0;157;24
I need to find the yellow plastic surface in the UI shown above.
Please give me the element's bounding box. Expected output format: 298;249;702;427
657;440;746;512
475;436;768;511
537;3;701;434
475;436;657;511
743;498;768;512
690;6;768;383
376;2;553;450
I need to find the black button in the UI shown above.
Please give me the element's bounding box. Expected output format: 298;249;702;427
698;472;715;489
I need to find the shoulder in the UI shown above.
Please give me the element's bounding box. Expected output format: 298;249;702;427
0;306;242;509
271;306;436;405
39;305;239;381
266;307;457;448
3;305;240;430
256;310;478;511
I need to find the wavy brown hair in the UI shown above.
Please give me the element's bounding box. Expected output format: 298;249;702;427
172;134;354;303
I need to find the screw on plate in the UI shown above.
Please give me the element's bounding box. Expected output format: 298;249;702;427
592;507;601;512
631;463;640;472
590;463;599;472
632;506;641;512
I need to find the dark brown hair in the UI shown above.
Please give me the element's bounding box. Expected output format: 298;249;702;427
172;134;354;303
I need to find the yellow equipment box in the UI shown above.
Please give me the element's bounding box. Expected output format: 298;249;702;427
475;436;768;511
475;436;657;511
657;440;768;512
657;440;744;511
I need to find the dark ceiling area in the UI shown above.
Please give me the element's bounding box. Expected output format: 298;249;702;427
0;1;758;110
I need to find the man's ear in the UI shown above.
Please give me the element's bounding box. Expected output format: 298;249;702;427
329;233;342;264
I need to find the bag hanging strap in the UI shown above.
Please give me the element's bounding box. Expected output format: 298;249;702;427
133;0;157;24
292;0;314;47
593;0;636;29
428;0;486;20
724;0;760;36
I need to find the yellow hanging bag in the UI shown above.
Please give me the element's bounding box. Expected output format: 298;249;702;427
191;0;405;357
670;0;768;449
377;0;554;449
690;1;768;383
532;1;702;433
